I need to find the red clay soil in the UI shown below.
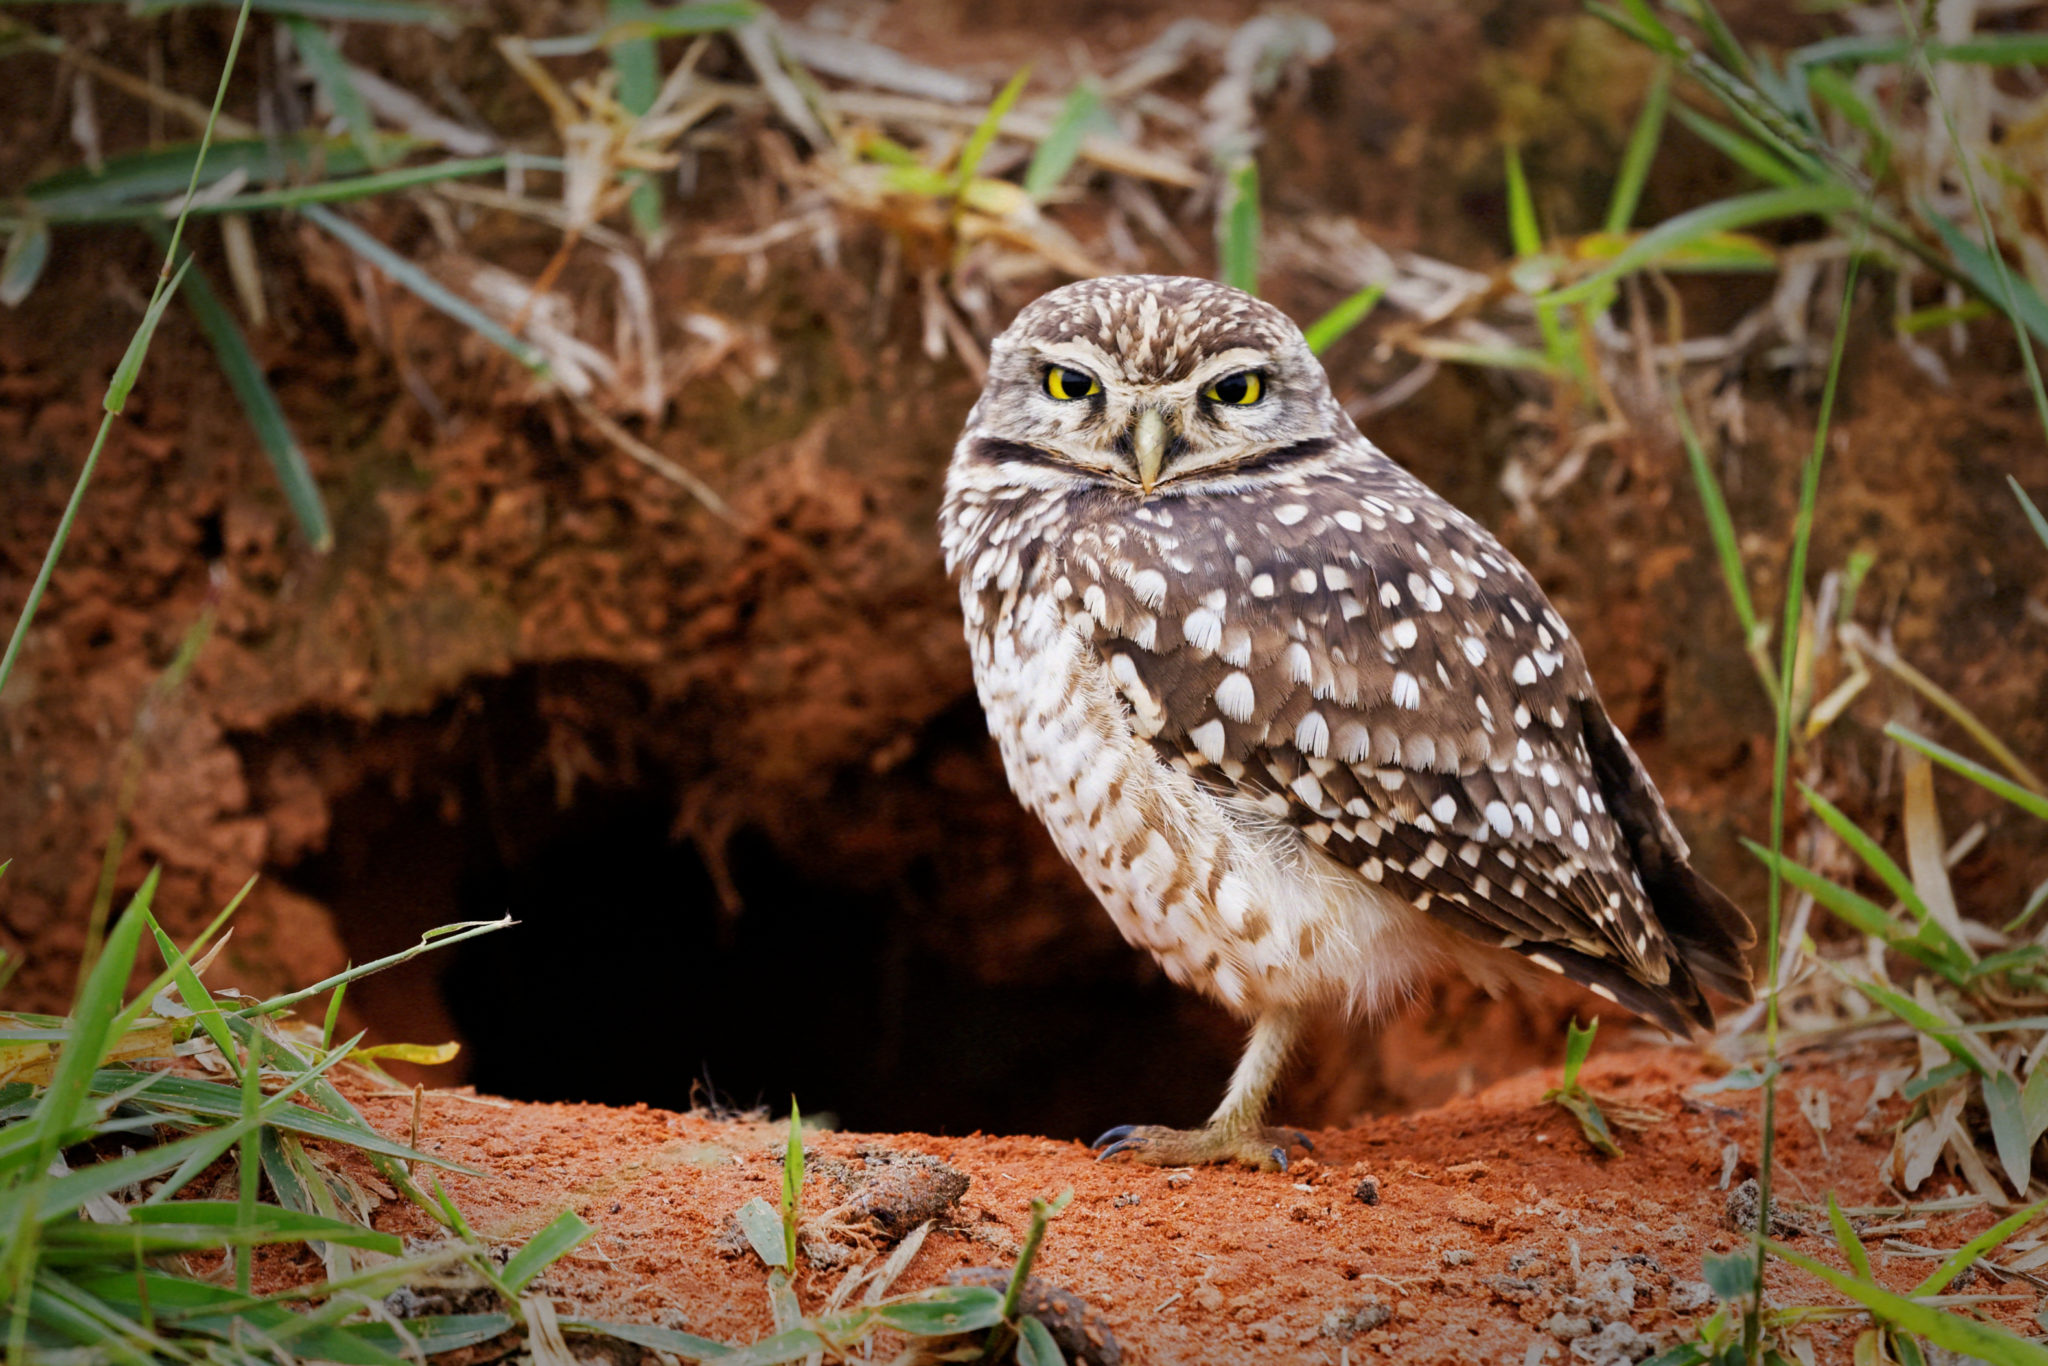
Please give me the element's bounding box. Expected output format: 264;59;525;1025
325;1041;2037;1366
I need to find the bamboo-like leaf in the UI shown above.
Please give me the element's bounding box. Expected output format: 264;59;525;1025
302;205;550;378
1798;784;1934;927
1886;725;2048;821
1743;840;1969;983
1549;184;1860;305
153;237;333;551
347;1040;460;1066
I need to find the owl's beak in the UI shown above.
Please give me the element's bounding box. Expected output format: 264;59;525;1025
1131;407;1170;494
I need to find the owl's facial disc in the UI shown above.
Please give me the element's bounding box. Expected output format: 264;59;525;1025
1011;340;1312;493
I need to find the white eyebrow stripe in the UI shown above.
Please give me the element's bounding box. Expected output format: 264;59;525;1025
1183;348;1273;388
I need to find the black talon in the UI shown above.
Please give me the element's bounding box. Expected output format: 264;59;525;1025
1271;1146;1289;1172
1091;1125;1138;1150
1293;1130;1315;1152
1096;1136;1147;1162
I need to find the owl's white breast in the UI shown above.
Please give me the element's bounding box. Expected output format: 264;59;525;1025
962;570;1474;1022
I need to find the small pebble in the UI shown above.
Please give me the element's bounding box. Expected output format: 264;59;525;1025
1353;1175;1381;1205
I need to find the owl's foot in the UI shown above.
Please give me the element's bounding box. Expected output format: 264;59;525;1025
1090;1122;1313;1172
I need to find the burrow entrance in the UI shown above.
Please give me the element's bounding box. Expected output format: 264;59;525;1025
235;662;1246;1140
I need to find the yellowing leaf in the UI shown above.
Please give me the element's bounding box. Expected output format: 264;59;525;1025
348;1041;461;1066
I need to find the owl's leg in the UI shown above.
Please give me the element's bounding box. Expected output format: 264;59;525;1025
1092;1006;1313;1171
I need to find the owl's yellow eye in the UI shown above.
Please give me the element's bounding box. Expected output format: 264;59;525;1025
1044;366;1101;401
1203;371;1264;406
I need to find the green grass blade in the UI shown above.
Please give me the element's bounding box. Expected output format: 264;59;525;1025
282;17;387;166
39;155;516;226
149;234;332;551
1847;977;1986;1073
734;1197;785;1267
235;1027;262;1292
1885;725;2048;820
1504;144;1543;259
878;1286;1005;1335
562;1318;736;1359
1547;184;1860;305
25;1272;164;1364
301;206;550;378
0;213;49;307
1767;1240;2048;1364
1604;61;1671;234
1024;84;1103;201
236;915;513;1019
93;1067;467;1170
709;1327;825;1366
1824;1193;1871;1280
956;67;1031;194
337;1314;518;1357
1741;841;1966;983
499;1209;595;1296
106;257;193;415
1927;214;2048;349
1218;159;1260;295
606;0;663;239
1669;387;1767;660
1797;783;1932;925
780;1099;802;1270
1017;1314;1067;1366
1561;1016;1595;1088
2011;477;2048;552
1669;104;1803;189
1303;284;1385;355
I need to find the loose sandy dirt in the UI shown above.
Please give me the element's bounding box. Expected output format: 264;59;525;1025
328;1042;2034;1365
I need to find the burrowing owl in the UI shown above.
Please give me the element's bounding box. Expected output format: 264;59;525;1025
940;275;1754;1169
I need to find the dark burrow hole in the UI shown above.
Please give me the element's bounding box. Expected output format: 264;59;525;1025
249;663;1243;1141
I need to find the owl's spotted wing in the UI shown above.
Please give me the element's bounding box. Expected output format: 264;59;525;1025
1059;455;1754;1032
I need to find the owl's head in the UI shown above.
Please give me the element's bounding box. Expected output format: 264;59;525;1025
961;275;1346;497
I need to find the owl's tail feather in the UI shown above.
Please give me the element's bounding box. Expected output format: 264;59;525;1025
1510;942;1713;1037
1648;860;1757;1010
1579;705;1759;1027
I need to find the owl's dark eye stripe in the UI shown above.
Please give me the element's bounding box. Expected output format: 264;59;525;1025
1045;366;1101;401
